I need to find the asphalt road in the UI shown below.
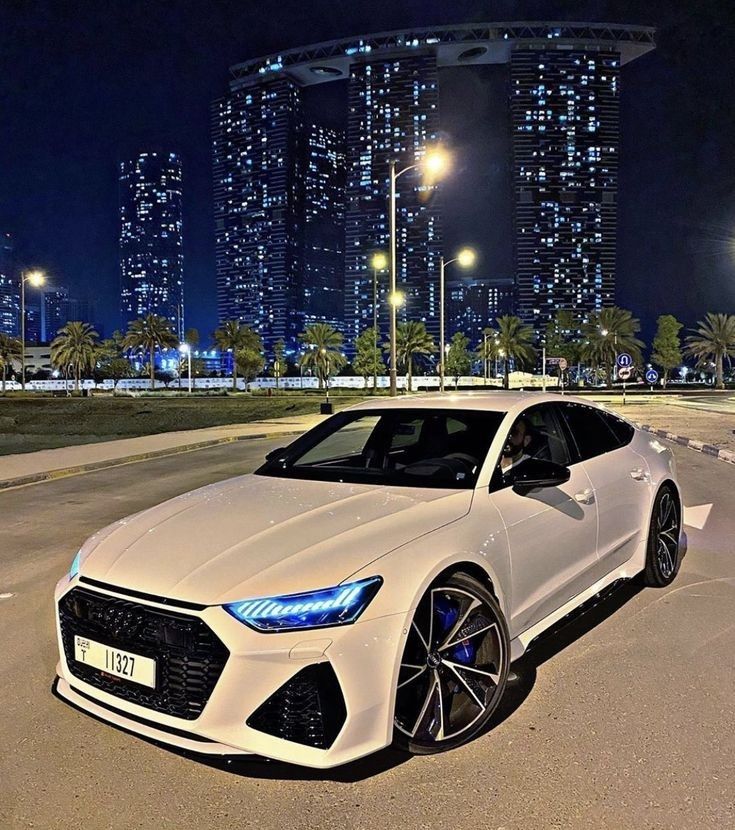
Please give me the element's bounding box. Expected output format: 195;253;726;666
1;440;733;829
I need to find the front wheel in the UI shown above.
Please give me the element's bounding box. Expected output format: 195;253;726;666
643;485;682;587
393;572;510;755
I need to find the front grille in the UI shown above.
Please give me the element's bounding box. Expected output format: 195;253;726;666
247;663;347;749
58;587;229;720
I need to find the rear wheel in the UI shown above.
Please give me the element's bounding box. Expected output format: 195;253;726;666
644;485;682;587
393;572;510;754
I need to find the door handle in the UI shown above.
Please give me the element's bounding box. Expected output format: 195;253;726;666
630;468;648;481
574;488;594;504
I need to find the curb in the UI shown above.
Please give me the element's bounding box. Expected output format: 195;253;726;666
640;425;735;465
0;429;305;492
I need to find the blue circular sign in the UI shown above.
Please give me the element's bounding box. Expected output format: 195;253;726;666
645;368;659;384
617;352;633;368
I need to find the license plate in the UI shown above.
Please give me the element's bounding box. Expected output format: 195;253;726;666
74;635;156;689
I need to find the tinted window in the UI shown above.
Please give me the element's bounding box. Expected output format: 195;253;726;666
559;403;621;461
600;410;635;447
257;409;506;489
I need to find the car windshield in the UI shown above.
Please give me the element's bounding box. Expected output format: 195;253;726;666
256;408;506;489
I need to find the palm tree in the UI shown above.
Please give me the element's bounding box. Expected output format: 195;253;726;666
213;320;261;391
298;323;346;390
581;307;644;388
385;321;435;392
686;313;735;389
123;314;178;390
0;333;22;393
494;316;536;390
50;322;99;393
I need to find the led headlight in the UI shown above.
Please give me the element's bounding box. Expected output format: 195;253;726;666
224;576;382;633
69;551;81;580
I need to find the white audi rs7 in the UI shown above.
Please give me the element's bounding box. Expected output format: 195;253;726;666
54;393;686;768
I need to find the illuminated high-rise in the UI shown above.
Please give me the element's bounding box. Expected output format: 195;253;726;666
0;231;19;336
119;152;184;337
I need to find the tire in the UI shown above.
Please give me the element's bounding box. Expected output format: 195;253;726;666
643;484;682;588
393;572;510;755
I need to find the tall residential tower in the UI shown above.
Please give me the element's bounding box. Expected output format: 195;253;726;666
0;231;19;336
119;152;184;337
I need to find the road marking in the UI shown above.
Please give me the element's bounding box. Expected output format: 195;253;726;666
0;593;15;601
683;503;713;530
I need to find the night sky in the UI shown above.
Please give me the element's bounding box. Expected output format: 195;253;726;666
2;0;734;346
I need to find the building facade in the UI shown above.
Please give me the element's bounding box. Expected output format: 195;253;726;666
0;231;19;337
212;79;305;352
447;277;516;341
303;124;346;331
41;287;96;342
119;152;184;338
511;49;619;329
344;55;442;345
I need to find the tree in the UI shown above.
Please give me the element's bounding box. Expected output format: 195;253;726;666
50;321;99;393
0;333;22;393
123;314;178;390
651;315;683;387
544;309;582;382
184;327;200;348
101;358;134;388
581;307;644;388
686;313;735;389
353;327;384;392
273;338;285;390
236;347;264;385
445;331;471;389
298;323;347;390
386;321;435;392
494;315;536;390
213;320;262;391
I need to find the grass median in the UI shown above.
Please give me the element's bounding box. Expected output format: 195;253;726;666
0;392;368;456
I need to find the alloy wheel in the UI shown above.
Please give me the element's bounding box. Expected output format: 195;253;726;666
655;490;680;580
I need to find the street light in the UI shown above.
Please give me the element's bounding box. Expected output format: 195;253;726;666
388;145;451;396
439;247;475;392
370;252;388;392
178;343;192;394
20;269;46;391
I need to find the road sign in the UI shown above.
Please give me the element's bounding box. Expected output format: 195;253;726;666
618;366;632;381
558;358;568;371
645;368;659;384
617;353;633;369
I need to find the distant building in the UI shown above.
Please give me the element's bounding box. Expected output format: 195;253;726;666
344;54;442;344
24;300;42;345
511;50;619;329
41;287;96;341
119;152;184;338
303;124;346;331
447;278;516;341
0;231;19;336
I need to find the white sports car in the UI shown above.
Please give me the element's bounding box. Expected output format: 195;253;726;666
54;393;686;768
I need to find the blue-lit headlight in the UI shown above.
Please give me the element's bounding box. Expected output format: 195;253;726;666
69;551;81;580
223;576;382;633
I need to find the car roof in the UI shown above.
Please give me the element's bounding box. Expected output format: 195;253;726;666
346;391;598;415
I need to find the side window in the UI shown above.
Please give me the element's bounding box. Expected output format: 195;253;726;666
559;403;621;461
600;410;635;447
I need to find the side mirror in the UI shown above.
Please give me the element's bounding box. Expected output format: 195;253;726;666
265;446;287;462
509;459;570;495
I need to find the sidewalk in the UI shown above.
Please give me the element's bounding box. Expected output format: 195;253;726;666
0;413;326;490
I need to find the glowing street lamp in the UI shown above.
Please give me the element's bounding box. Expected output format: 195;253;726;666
388;145;451;396
439;247;475;392
370;252;388;393
20;269;46;391
178;342;192;394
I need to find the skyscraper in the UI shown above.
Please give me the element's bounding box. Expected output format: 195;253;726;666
212;79;305;351
447;277;516;340
41;287;96;341
344;55;442;344
119;152;184;337
303;124;346;331
0;231;19;336
511;50;619;329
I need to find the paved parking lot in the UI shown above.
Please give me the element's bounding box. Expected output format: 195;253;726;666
1;439;733;829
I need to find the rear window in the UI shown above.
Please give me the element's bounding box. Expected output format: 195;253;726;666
559;403;623;461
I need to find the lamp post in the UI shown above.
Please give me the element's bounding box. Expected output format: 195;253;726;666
178;343;192;394
438;248;475;393
601;327;618;382
388;146;450;397
20;269;46;391
370;252;388;392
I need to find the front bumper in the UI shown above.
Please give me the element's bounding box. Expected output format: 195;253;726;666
54;576;408;768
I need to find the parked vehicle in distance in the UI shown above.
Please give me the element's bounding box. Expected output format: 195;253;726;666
54;392;686;768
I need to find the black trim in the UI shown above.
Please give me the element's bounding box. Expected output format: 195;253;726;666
54;677;216;743
79;576;208;611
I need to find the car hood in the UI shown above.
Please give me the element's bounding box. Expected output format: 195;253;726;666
79;474;473;605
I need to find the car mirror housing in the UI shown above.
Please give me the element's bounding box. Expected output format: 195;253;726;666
264;446;287;462
509;459;571;495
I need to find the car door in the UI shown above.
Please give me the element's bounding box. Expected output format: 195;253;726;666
557;403;651;574
489;403;599;637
